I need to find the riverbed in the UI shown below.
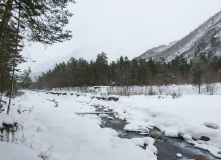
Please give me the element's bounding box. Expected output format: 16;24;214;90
96;106;219;160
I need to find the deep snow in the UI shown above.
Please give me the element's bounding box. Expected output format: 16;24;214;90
0;142;42;160
1;84;221;159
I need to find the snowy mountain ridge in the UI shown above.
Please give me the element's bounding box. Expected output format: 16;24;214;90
135;10;221;61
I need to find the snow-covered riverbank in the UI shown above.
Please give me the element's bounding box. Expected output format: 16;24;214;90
1;84;221;159
1;90;157;160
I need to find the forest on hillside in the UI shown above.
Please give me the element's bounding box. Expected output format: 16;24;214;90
32;52;221;91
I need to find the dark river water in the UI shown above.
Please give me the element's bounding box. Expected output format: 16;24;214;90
96;106;220;160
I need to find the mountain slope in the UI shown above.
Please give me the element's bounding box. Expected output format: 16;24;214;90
135;11;221;61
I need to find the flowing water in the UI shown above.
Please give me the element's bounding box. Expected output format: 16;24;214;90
95;106;220;160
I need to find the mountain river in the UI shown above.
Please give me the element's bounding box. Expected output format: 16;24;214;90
95;106;220;160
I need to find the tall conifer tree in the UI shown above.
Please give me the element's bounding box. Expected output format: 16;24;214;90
0;0;75;114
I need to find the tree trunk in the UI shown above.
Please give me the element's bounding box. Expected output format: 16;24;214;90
7;1;21;114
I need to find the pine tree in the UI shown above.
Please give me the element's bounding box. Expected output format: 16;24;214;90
77;58;88;86
191;54;207;93
69;58;78;87
130;59;138;85
122;56;131;89
0;0;75;114
18;67;32;89
0;19;24;96
0;0;74;48
95;52;108;85
138;59;151;85
88;60;96;86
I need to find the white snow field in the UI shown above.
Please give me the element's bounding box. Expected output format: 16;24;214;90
0;142;42;160
1;84;221;159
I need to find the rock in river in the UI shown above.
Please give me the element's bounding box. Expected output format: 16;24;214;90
195;155;208;160
199;136;210;141
151;134;160;138
176;153;182;158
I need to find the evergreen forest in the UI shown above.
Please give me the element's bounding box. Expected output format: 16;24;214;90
34;52;221;91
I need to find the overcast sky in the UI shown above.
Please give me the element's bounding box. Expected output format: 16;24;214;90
21;0;221;69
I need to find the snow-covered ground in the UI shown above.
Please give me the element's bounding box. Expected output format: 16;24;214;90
1;84;221;159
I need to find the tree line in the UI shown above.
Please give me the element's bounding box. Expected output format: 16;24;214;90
33;52;221;93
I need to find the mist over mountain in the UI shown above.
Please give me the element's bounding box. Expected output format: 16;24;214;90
30;46;103;79
31;10;221;79
135;11;221;62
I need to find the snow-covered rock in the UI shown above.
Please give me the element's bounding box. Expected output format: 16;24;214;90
176;153;182;158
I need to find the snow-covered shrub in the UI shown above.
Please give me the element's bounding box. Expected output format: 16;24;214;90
0;114;19;142
171;92;178;99
148;86;156;95
206;83;216;95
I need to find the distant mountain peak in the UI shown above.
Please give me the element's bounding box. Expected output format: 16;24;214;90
135;10;221;62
